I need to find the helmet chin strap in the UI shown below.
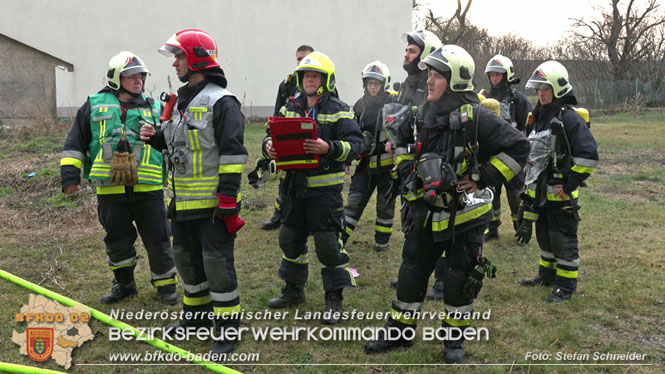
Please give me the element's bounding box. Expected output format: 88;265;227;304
117;86;142;98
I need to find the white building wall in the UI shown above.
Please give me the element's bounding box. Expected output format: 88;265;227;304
1;0;412;117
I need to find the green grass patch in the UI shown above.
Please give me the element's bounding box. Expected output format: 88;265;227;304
11;139;60;151
0;115;664;373
36;167;58;178
0;186;13;197
40;193;78;208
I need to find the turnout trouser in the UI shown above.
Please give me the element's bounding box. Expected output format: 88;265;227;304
172;217;240;328
534;205;580;293
277;193;355;291
97;194;177;288
392;220;486;329
343;162;397;246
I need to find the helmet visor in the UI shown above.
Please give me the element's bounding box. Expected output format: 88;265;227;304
362;64;386;82
525;69;549;89
418;54;450;74
485;58;507;73
485;66;506;74
120;67;149;77
526;82;552;91
362;72;385;82
158;34;184;57
402;31;424;49
120;56;149;76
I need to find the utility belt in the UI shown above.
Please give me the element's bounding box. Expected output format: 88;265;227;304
367;142;393;173
93;180;163;195
280;169;345;198
525;168;579;209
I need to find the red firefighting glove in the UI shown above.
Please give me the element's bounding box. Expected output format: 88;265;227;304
216;194;240;216
215;194;245;234
222;215;245;234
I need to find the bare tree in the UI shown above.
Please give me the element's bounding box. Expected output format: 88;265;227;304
423;0;473;44
569;0;665;81
416;0;549;92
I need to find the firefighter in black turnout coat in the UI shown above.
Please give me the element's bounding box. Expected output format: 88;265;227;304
365;45;530;364
518;60;598;303
483;55;533;241
262;45;315;230
263;52;363;325
391;29;446;299
342;61;397;252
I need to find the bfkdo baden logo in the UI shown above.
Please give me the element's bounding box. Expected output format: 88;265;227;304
26;327;54;362
12;294;95;369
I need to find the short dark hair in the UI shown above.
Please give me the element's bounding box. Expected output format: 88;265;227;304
297;45;314;53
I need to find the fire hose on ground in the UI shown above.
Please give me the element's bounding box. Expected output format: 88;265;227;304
0;268;242;374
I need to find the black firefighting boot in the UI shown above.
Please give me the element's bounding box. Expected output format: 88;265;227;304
210;317;239;355
157;284;178;305
444;337;466;364
546;288;573;303
323;289;343;325
373;242;389;252
267;283;306;308
521;274;554;287
442;321;467;363
101;267;138;304
364;318;414;354
261;208;281;230
426;279;445;301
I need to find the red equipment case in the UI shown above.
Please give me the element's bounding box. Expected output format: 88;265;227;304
269;116;319;170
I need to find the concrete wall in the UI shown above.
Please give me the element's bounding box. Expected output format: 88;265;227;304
0;33;72;121
0;0;412;118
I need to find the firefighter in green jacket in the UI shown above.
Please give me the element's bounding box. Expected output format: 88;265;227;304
60;51;178;305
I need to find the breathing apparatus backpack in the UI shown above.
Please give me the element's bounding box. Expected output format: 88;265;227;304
416;153;458;209
413;104;482;211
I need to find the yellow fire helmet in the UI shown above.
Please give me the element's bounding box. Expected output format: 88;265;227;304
106;51;149;91
418;45;475;92
525;60;573;98
485;54;518;84
296;51;336;95
402;30;443;61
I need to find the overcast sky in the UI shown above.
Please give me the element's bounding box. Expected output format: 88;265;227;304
415;0;653;47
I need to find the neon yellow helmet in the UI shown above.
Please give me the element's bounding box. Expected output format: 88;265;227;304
402;30;443;61
295;51;336;95
418;45;475;92
485;54;517;84
525;60;572;98
362;60;391;90
106;51;149;91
